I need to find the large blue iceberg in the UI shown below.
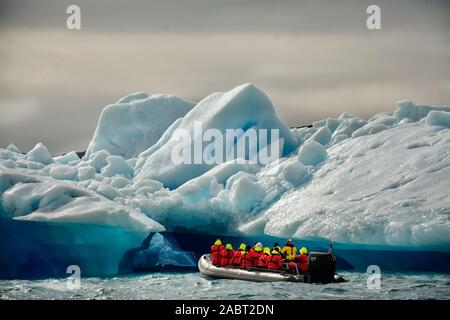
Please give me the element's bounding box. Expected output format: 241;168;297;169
1;84;449;278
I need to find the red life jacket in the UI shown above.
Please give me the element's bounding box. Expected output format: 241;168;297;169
211;244;224;265
251;251;263;265
240;251;254;268
219;249;235;266
257;253;271;268
231;250;243;266
267;254;283;270
296;253;309;273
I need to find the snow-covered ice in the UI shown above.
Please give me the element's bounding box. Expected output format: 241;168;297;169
297;141;328;166
1;85;449;277
135;83;298;189
425;110;450;128
244;122;450;249
85;92;194;159
25;143;54;165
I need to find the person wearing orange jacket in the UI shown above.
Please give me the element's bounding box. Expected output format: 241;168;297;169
250;245;264;266
288;247;310;273
257;247;272;268
267;249;283;270
210;239;225;266
219;244;235;267
240;245;254;268
295;247;310;273
231;243;246;266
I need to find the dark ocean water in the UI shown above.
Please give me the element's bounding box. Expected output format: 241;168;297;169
1;271;449;300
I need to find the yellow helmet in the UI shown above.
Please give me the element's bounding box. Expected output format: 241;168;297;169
214;239;222;246
300;247;308;254
239;243;246;250
225;243;233;250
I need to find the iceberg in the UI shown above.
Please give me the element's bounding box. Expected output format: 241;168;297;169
78;165;96;181
133;232;197;270
394;100;450;122
6;143;21;154
297;141;327;166
25;143;54;165
0;83;449;277
54;151;80;165
49;165;78;181
100;155;134;178
85;92;195;159
246;122;450;250
425;110;450;128
0;218;159;278
0;169;163;232
135;83;298;189
0;168;164;278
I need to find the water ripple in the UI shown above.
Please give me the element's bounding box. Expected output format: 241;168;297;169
0;271;448;300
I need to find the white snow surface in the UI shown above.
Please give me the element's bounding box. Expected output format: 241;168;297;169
0;169;164;233
85;92;195;159
242;122;450;249
1;87;449;250
135;83;298;188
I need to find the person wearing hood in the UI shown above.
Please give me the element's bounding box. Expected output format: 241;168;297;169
267;248;283;270
281;239;297;261
250;244;264;265
257;247;272;268
272;242;282;253
220;244;235;266
210;239;225;266
231;243;246;266
240;245;255;268
291;247;310;273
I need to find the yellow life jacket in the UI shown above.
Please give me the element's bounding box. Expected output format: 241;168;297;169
281;245;297;260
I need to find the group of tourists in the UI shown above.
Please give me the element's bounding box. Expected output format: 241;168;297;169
210;238;310;273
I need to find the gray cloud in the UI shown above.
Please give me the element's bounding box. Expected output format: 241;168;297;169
0;0;449;155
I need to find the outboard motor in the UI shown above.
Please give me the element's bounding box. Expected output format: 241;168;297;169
308;252;336;284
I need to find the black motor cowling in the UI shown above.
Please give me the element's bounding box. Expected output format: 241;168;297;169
307;252;336;284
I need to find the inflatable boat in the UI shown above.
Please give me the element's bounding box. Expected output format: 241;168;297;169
198;252;348;284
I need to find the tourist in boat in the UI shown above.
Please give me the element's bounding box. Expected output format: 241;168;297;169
210;239;225;266
267;248;283;270
288;246;309;273
219;243;235;266
296;247;310;272
250;245;264;265
249;242;261;253
240;245;254;268
254;242;263;250
272;242;282;253
231;243;246;266
281;239;297;261
257;247;272;268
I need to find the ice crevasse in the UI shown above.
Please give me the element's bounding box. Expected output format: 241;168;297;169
1;84;450;277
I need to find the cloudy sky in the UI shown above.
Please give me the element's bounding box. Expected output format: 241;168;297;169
1;0;449;155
